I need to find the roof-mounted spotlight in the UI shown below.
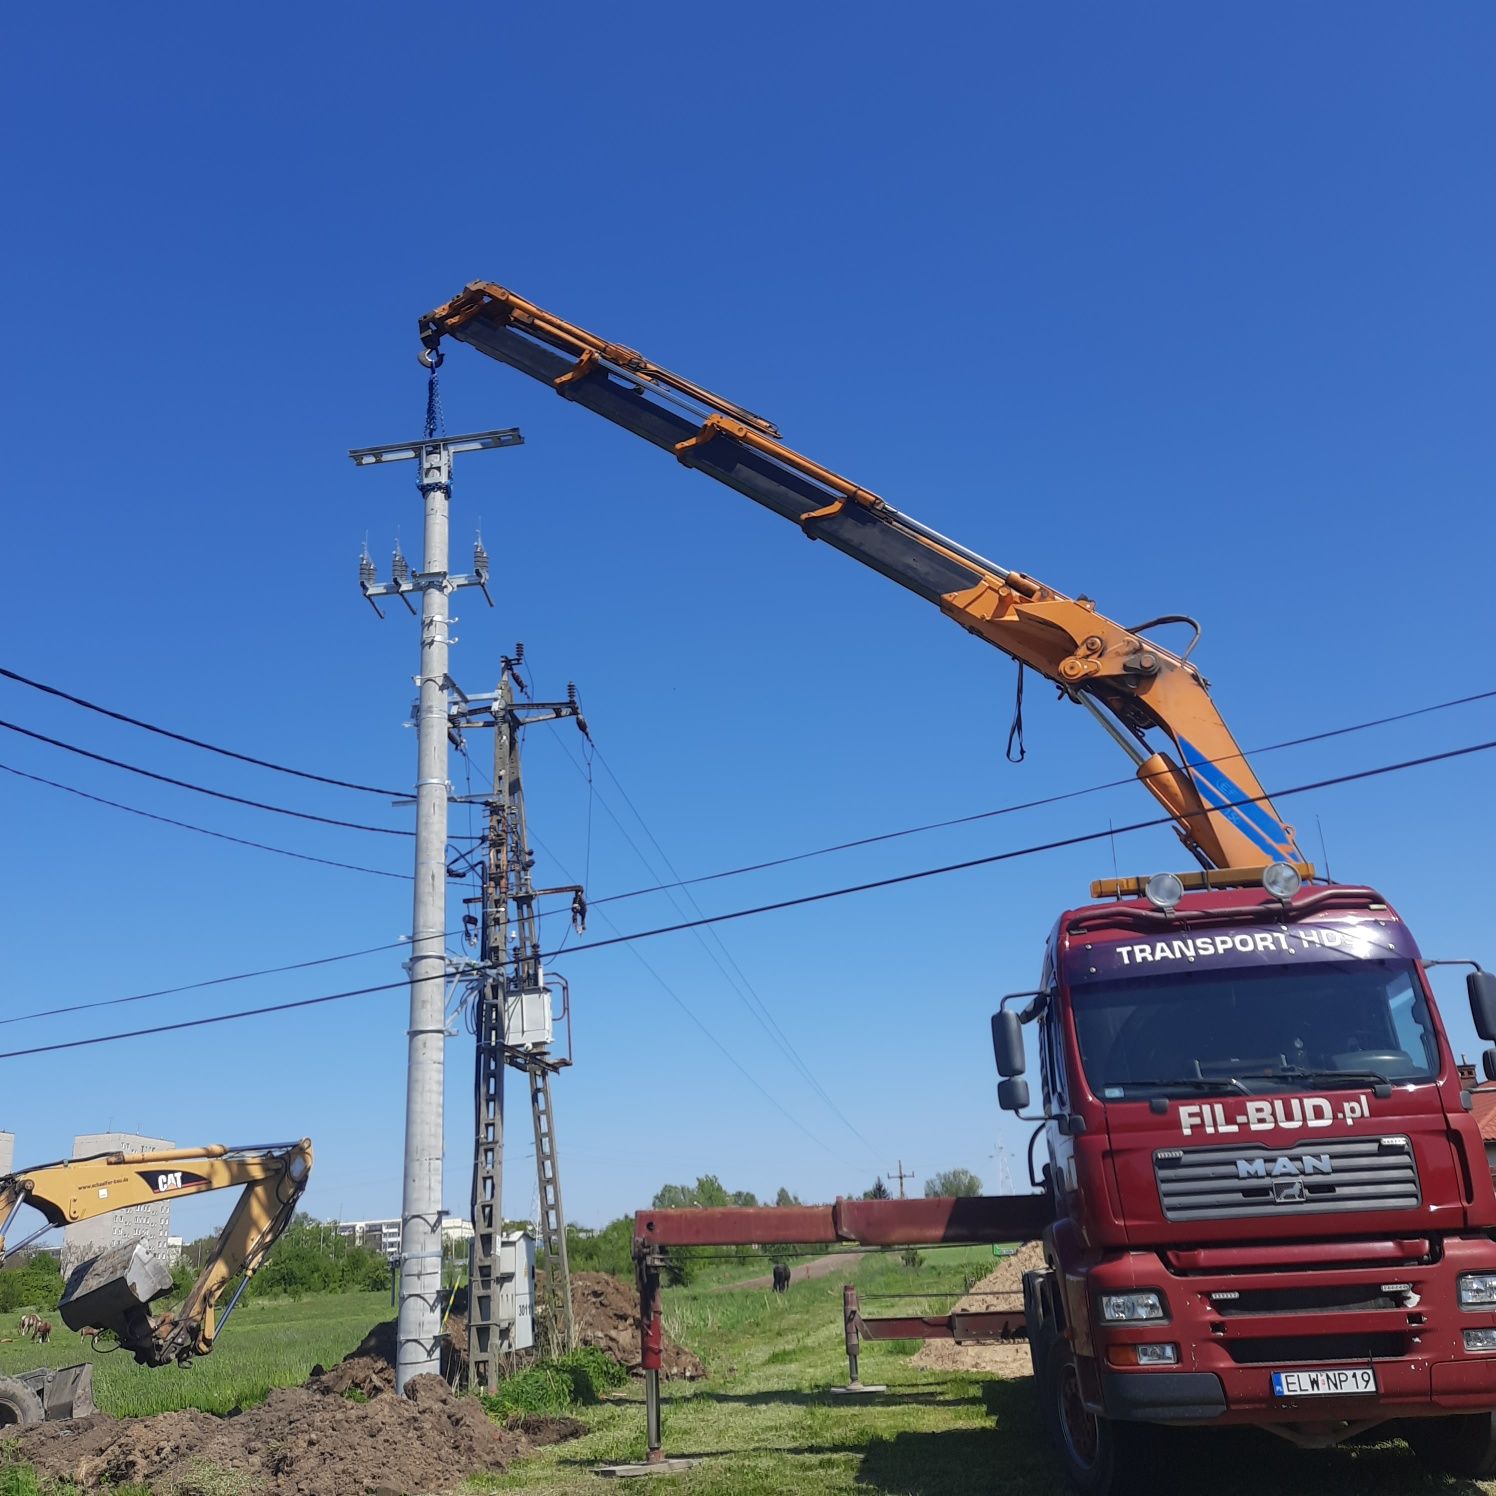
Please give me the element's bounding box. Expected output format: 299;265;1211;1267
1144;872;1184;912
1263;861;1303;902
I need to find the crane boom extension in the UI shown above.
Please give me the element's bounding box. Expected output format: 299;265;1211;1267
420;282;1300;871
0;1140;312;1367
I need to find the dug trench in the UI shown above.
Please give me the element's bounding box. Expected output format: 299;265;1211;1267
4;1273;703;1495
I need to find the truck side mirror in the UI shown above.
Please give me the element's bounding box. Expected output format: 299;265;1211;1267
1469;971;1496;1041
1483;1049;1496;1085
998;1077;1030;1113
991;1010;1026;1078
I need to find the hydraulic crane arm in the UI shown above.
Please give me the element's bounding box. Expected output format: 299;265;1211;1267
421;283;1302;872
0;1139;312;1366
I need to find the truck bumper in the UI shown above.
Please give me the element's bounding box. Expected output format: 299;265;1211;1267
1101;1357;1496;1423
1101;1369;1226;1421
1089;1233;1496;1427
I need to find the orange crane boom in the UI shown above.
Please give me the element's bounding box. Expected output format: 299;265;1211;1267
420;282;1302;872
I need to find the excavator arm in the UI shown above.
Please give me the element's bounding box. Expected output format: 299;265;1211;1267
0;1139;312;1366
419;282;1302;872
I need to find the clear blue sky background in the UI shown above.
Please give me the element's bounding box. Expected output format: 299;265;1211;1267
3;4;1494;1242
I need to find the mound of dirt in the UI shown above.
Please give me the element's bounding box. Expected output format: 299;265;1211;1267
306;1316;399;1397
911;1240;1044;1376
6;1374;579;1496
314;1273;703;1393
571;1271;705;1380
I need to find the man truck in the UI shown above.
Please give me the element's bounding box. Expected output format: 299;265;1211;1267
415;281;1496;1491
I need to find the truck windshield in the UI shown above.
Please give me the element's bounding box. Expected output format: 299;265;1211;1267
1070;959;1439;1098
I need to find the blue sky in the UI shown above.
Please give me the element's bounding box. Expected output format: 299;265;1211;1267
3;4;1495;1242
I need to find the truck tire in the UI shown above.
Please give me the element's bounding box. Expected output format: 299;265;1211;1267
1043;1345;1149;1496
1406;1413;1496;1478
0;1377;45;1429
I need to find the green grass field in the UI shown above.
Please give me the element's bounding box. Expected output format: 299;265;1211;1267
474;1249;1496;1496
0;1289;389;1416
4;1259;1496;1494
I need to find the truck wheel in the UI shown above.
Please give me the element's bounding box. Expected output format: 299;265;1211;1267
0;1377;45;1429
1044;1346;1147;1496
1406;1413;1496;1478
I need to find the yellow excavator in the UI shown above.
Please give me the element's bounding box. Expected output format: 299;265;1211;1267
0;1139;312;1426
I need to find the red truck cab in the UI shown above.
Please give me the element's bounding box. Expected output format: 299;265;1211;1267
997;863;1496;1495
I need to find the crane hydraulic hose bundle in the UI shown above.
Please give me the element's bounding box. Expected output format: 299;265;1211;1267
419;282;1300;873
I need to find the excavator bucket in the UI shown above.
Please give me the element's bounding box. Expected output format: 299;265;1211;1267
15;1363;95;1421
59;1239;172;1347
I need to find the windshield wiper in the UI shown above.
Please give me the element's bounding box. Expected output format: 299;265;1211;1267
1114;1076;1251;1096
1263;1065;1392;1090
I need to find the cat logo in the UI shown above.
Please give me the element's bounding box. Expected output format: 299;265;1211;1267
136;1169;209;1195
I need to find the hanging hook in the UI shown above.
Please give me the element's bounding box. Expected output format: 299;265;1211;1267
419;345;444;369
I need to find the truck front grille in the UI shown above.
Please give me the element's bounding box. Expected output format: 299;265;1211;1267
1224;1331;1408;1365
1208;1284;1406;1316
1154;1135;1419;1222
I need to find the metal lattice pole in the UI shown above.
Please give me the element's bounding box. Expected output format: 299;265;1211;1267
467;673;514;1391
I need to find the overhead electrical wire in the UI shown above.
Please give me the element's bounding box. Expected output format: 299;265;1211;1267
534;732;1496;962
1;934;466;1029
522;823;855;1170
0;761;411;880
579;684;1496;910
0;719;413;836
0;980;411;1061
0;665;402;797
4;731;1493;1067
545;728;882;1160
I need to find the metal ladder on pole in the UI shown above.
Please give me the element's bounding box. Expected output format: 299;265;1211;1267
528;1060;575;1354
467;981;506;1392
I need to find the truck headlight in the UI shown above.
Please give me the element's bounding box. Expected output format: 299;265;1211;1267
1465;1329;1496;1352
1458;1274;1496;1309
1100;1290;1166;1323
1135;1343;1179;1365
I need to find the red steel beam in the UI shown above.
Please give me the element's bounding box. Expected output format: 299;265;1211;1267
833;1195;1049;1245
635;1205;837;1249
857;1310;1026;1343
633;1194;1047;1252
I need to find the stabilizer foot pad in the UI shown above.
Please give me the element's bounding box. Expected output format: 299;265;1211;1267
595;1458;700;1478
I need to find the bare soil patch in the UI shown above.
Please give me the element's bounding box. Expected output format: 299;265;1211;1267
6;1274;702;1493
911;1240;1043;1375
6;1374;579;1496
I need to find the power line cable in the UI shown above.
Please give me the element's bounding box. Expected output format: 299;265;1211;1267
0;761;411;880
531;830;856;1170
454;727;851;1160
0;665;402;797
549;730;881;1159
583;685;1496;910
2;933;464;1029
537;733;1496;961
0;980;411;1061
8;733;1492;1068
0;719;413;836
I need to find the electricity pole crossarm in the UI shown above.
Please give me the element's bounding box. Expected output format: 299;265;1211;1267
351;422;522;1398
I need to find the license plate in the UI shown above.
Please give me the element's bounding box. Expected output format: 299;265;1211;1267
1271;1367;1377;1397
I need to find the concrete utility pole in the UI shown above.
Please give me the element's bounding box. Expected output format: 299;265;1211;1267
351;417;522;1395
891;1161;913;1200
